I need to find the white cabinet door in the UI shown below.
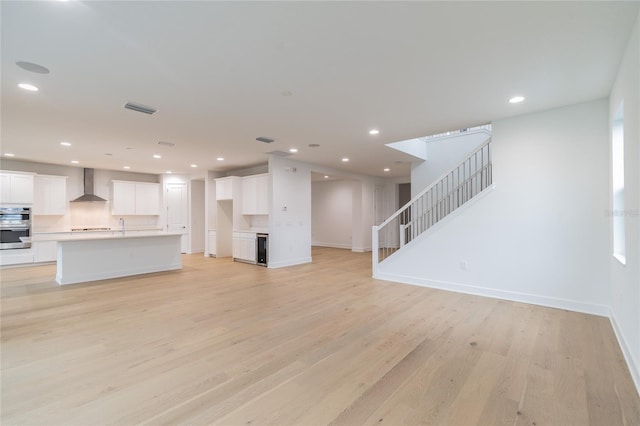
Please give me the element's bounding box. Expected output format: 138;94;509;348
1;174;11;203
241;174;268;215
34;176;67;215
255;174;269;215
135;183;160;215
244;235;256;262
208;231;216;257
232;236;242;259
112;181;136;215
216;178;233;200
10;174;34;204
242;176;257;214
232;232;256;263
33;241;57;262
0;173;34;204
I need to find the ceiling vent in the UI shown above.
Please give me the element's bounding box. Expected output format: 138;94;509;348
256;137;275;143
157;141;175;147
124;102;157;115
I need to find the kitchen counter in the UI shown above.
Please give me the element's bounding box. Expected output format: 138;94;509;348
28;230;177;242
34;232;182;285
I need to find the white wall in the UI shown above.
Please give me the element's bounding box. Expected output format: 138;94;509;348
268;155;312;268
312;180;353;249
411;131;490;197
609;10;640;394
378;99;611;316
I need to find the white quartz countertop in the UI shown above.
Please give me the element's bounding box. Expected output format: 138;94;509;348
34;228;163;235
26;231;182;242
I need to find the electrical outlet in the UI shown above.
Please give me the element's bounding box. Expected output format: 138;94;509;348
459;261;468;271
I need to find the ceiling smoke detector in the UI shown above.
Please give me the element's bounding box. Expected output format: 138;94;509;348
124;102;157;115
256;137;275;143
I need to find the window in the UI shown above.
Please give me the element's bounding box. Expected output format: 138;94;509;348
612;101;625;265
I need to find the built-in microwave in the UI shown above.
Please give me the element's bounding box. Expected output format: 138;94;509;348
0;207;31;249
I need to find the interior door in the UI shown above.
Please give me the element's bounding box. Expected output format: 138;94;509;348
167;183;189;253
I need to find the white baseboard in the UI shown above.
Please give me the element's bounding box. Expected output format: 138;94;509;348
268;257;312;268
352;246;372;253
312;242;352;249
609;310;640;397
374;272;610;317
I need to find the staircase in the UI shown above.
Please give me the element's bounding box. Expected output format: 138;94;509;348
372;138;493;272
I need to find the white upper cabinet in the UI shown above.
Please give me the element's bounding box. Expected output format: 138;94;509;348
33;175;68;215
215;177;234;200
112;180;160;215
0;172;34;205
242;174;268;215
135;182;161;215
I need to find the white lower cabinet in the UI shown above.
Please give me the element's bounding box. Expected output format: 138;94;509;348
232;231;256;263
0;249;34;266
208;230;216;257
33;241;57;263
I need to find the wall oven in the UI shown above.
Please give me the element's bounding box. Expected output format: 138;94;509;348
0;207;31;249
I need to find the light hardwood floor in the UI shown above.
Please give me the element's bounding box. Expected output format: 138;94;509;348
1;247;639;425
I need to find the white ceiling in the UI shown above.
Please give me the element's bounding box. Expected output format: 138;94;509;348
1;1;638;179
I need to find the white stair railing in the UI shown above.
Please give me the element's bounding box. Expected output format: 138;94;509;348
373;138;492;266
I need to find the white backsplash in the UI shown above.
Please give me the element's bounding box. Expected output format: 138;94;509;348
33;202;161;232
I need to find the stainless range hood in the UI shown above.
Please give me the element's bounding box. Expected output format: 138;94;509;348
71;168;108;202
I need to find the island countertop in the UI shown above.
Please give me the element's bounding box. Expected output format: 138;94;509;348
25;231;182;243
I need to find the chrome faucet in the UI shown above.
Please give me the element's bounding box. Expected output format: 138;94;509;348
119;218;125;235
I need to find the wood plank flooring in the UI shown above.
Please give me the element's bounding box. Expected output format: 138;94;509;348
1;247;638;425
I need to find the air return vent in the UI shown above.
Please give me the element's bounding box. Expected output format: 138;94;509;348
256;137;275;143
124;102;157;115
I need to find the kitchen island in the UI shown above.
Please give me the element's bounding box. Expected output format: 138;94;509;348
29;232;182;285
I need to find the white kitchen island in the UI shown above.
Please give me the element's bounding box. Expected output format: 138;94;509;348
30;232;182;285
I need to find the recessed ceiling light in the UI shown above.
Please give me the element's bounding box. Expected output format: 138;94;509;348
383;168;390;172
18;83;38;91
190;164;197;168
341;158;349;162
60;141;71;146
153;154;162;159
289;148;298;153
509;96;525;104
71;160;79;164
123;166;131;169
4;153;15;157
369;129;380;135
324;175;329;179
216;157;224;161
308;144;320;148
166;171;172;174
16;61;50;74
